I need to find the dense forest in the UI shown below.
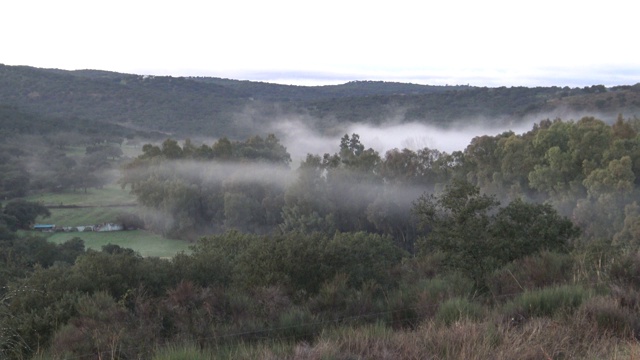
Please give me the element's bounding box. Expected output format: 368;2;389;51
2;66;640;358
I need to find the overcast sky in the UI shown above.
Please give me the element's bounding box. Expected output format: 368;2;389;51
3;0;638;87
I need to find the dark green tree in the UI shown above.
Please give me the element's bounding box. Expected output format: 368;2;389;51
414;180;579;289
2;200;50;230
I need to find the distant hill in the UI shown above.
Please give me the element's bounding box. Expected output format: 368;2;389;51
188;77;468;101
1;64;639;140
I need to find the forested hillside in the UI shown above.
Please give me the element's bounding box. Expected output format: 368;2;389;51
2;64;639;138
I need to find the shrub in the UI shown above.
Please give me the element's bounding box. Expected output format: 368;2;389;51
382;285;419;329
250;286;292;323
578;296;640;338
413;273;475;320
274;306;318;342
414;181;579;289
609;251;640;288
610;284;640;311
487;251;574;301
397;251;447;284
233;231;406;294
435;297;484;325
502;284;590;321
49;291;142;359
152;342;214;360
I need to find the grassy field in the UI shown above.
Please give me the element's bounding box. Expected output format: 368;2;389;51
25;178;191;258
36;206;137;227
46;230;191;258
29;183;140;227
26;182;136;207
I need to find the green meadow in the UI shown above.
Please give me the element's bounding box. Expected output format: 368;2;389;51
26;183;136;207
26;182;191;258
46;230;191;258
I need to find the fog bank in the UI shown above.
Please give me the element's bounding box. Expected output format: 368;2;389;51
271;118;537;164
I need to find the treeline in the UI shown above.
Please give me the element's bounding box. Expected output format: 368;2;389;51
120;135;291;238
0;133;128;198
123;115;640;254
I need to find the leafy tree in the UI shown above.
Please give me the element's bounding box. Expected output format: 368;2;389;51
491;199;579;260
379;147;452;190
576;156;636;240
161;139;183;159
414;180;499;286
2;199;50;230
463;133;509;191
414;180;579;289
71;248;144;299
211;137;233;159
280;154;337;234
613;202;640;249
174;230;254;287
366;188;418;252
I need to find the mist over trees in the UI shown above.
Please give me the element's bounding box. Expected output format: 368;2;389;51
119;115;640;256
0;133;127;198
4;66;640;358
119;135;291;238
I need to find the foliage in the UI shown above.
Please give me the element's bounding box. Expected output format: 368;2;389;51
48;291;138;359
486;251;575;299
1;199;50;230
502;285;590;320
435;297;484;325
7;64;635;139
608;251;640;288
414;180;579;288
152;343;215;360
120;136;290;238
578;296;640;337
191;231;406;294
47;230;190;258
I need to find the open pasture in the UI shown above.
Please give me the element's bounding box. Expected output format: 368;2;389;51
46;230;191;258
26;182;190;258
26;183;136;207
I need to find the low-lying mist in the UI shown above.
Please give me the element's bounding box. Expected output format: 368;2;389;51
269;107;624;164
269;117;536;164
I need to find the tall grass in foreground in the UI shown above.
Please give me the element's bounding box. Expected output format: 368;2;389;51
152;343;214;360
193;291;638;359
290;315;635;360
501;284;591;320
148;297;640;360
32;291;640;359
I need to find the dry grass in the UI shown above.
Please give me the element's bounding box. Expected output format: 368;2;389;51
292;319;640;360
282;309;638;360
